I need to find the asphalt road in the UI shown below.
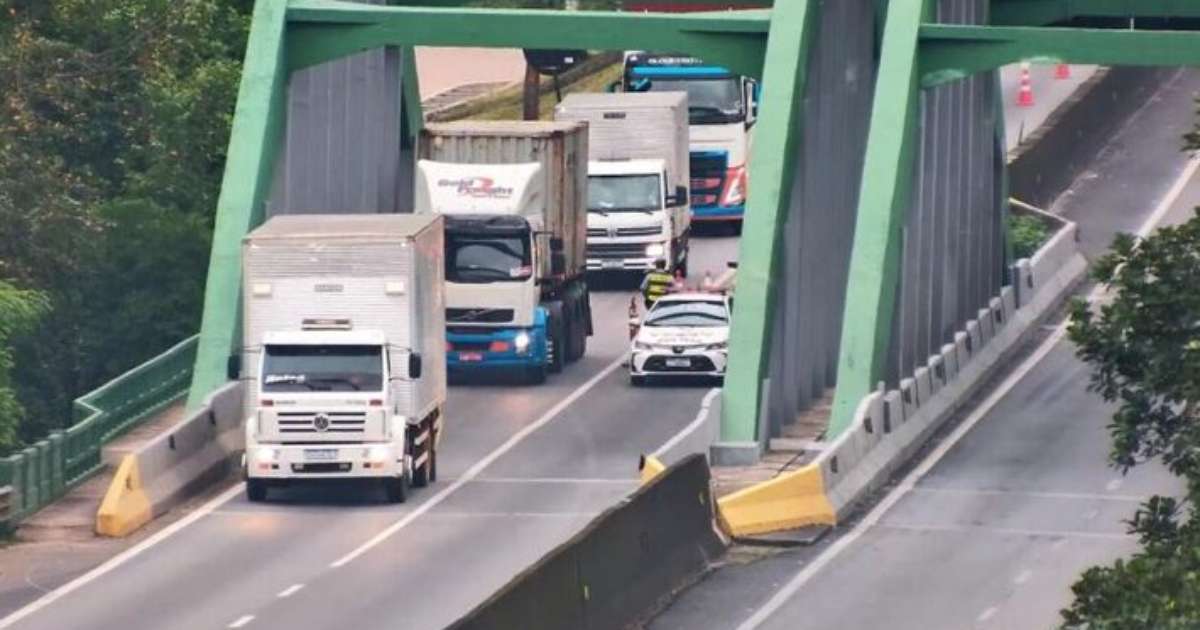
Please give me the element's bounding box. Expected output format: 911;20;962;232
0;236;738;630
651;69;1200;630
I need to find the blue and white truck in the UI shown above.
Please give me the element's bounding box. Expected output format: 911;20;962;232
622;53;758;224
415;121;592;384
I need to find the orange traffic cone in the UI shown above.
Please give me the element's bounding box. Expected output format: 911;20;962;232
1016;64;1034;107
1055;63;1071;80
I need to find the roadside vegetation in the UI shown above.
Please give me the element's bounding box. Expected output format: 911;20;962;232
1007;212;1050;260
0;1;251;454
1063;114;1200;626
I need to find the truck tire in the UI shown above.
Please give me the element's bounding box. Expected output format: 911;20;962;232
548;322;564;373
384;473;408;504
571;299;587;360
246;479;268;503
677;251;689;278
412;443;433;488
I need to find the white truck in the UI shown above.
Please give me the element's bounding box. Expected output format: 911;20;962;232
415;121;592;383
239;214;446;504
554;92;691;275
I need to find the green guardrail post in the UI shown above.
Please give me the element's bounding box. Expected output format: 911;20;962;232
22;448;38;514
9;456;23;520
49;432;65;497
36;441;51;507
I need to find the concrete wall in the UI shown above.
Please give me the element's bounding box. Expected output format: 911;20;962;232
268;0;412;216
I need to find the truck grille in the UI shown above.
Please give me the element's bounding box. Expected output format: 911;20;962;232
588;242;650;259
587;226;663;238
447;308;514;323
277;411;367;434
690;151;728;206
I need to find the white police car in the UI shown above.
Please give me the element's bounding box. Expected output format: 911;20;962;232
630;292;730;385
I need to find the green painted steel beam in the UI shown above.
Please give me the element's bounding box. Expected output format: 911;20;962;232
828;0;932;437
285;0;768;78
188;0;290;408
991;0;1200;26
718;0;818;449
920;24;1200;86
401;45;422;148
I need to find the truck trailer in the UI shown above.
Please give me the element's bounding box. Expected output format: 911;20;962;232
554;91;691;276
416;121;593;383
240;214;446;503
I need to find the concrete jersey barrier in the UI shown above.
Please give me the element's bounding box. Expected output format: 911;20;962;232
448;454;724;630
96;382;244;537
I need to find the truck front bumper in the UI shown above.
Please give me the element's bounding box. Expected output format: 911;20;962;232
246;443;403;480
587;256;659;272
691;203;745;222
446;325;547;370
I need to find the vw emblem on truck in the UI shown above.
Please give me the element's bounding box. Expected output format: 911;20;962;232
312;414;331;432
607;227;618;238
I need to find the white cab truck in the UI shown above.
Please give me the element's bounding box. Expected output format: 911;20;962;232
554;92;691;275
416;121;592;383
240;214;446;503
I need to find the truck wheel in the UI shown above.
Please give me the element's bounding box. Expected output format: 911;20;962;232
246;479;268;503
384;474;408;504
677;253;689;278
412;443;433;488
572;301;587;360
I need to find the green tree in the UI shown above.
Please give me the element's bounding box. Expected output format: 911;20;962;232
1063;205;1200;623
0;283;48;455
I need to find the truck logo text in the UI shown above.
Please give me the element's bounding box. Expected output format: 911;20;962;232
439;177;514;199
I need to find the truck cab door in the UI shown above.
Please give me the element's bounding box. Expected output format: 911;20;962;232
744;78;760;127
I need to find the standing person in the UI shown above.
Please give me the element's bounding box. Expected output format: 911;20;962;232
640;259;672;309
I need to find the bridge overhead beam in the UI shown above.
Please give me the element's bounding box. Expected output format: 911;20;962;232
285;0;769;78
717;0;818;457
828;0;932;436
991;0;1200;26
189;0;289;408
920;24;1200;86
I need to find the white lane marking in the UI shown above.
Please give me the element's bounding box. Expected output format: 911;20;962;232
469;477;634;484
652;387;721;459
1105;478;1123;492
423;511;601;518
977;607;998;623
1014;569;1033;585
1082;508;1100;521
330;354;627;569
878;522;1133;541
910;486;1146;503
228;615;255;628
277;584;304;598
0;483;244;629
735;149;1200;630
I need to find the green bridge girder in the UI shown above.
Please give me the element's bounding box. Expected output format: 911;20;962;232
190;0;1200;459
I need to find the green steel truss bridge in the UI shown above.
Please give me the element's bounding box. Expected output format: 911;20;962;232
188;0;1200;458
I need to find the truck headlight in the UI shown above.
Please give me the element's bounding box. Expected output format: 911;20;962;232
366;445;390;463
645;243;665;258
514;331;532;354
256;446;279;462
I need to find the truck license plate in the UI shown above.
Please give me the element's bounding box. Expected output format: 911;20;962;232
665;358;691;368
459;352;483;362
304;449;337;461
602;260;622;270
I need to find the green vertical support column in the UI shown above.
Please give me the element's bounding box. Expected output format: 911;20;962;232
402;45;424;145
188;0;291;408
716;0;818;464
828;0;932;436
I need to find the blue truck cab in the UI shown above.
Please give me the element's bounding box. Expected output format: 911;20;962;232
622;53;759;223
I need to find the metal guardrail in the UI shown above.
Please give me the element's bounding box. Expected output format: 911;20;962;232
1;485;12;531
0;334;198;528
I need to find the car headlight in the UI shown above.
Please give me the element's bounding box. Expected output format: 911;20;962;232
514;331;532;353
633;340;654;351
645;243;665;258
705;341;728;351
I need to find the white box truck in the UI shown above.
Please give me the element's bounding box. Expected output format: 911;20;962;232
415;121;592;383
554;92;691;275
240;214;446;503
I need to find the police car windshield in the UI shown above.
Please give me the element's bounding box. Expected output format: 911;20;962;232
446;233;532;283
262;345;383;392
637;77;743;123
588;174;661;212
644;301;728;328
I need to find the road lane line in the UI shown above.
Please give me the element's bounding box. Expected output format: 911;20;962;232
735;149;1200;630
468;477;634;484
277;584;304;598
976;607;998;623
909;487;1146;502
1014;569;1033;585
877;522;1134;541
228;615;255;628
1105;478;1123;492
652;387;720;459
330;353;628;569
0;482;244;629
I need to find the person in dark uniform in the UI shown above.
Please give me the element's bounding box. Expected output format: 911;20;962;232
640;259;673;310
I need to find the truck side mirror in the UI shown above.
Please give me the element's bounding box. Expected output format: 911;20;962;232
669;185;688;206
226;354;241;380
551;252;567;276
727;261;739;269
549;236;564;252
408;353;423;380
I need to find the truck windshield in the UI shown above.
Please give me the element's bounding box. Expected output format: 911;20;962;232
262;345;384;392
644;300;729;328
588;174;661;213
446;233;532;284
634;76;744;124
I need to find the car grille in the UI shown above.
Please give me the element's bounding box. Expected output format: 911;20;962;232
277;411;366;434
447;308;514;323
690;151;727;206
587;226;663;238
588;242;650;259
291;462;353;473
644;356;718;372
